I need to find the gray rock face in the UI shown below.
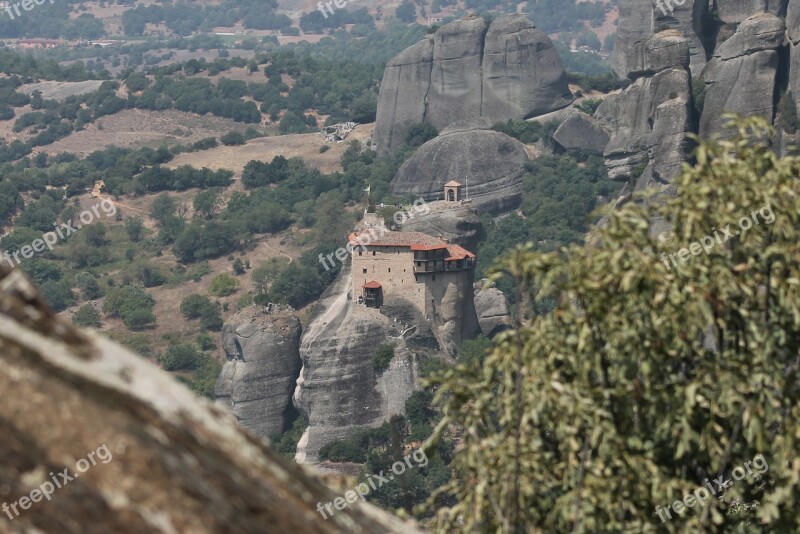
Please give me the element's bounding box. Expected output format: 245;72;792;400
716;0;784;25
596;32;693;187
474;282;513;337
374;14;572;156
553;110;611;152
481;15;572;121
626;29;690;79
611;0;654;78
398;201;484;251
653;0;709;74
699;14;785;139
214;306;302;439
372;39;434;157
293;273;418;462
0;263;418;533
390;129;527;214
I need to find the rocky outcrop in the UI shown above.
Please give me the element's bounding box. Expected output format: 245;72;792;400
699;14;785;139
372;39;434;157
0;264;419;533
293;273;418;462
398;202;484;251
374;14;572;156
653;0;709;74
474;281;513;338
611;0;654;78
390;128;527;214
626;30;693;79
596;32;693;189
553;110;611;152
481;15;573;122
214;305;302;440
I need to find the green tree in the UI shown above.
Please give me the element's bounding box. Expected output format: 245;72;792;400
209;273;239;296
72;304;101;328
427;116;800;531
160;343;203;371
150;193;175;226
125;216;145;242
372;343;395;373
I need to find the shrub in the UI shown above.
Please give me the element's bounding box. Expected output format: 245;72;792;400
160;343;203;371
180;294;213;319
221;131;246;146
72;304;101;328
372;343;395;373
209;273;239;296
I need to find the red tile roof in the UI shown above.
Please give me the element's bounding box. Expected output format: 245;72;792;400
348;231;446;248
445;244;476;261
362;281;382;289
347;230;476;259
444;180;462;187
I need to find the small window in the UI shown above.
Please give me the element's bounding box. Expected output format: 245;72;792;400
358;251;362;256
388;268;391;273
432;275;436;281
362;268;367;274
372;251;376;256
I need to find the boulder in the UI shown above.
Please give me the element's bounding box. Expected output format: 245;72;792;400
653;0;710;74
374;14;571;156
481;15;573;121
626;29;690;79
553;110;611;152
391;129;527;214
214;305;302;440
0;264;419;533
474;282;513;337
699;14;785;139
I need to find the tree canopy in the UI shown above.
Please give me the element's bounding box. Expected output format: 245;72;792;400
427;116;800;531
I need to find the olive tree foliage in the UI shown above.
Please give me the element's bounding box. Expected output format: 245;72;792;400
425;116;800;532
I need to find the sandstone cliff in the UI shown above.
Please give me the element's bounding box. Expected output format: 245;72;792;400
214;305;302;440
0;265;418;533
373;14;572;156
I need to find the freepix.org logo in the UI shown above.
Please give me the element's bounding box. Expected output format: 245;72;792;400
5;0;57;21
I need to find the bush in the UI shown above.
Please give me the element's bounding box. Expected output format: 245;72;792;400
72;304;101;328
221;131;246;146
160;343;203;371
372;343;395;373
180;294;213;319
209;273;239;296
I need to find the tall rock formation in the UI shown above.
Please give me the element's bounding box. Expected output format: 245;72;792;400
699;13;786;138
595;31;693;190
292;273;419;462
390;127;528;213
0;264;418;533
373;14;572;156
214;305;302;439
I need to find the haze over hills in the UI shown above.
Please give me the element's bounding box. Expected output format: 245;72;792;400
1;0;800;532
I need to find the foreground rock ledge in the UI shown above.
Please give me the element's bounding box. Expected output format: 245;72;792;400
0;265;419;533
